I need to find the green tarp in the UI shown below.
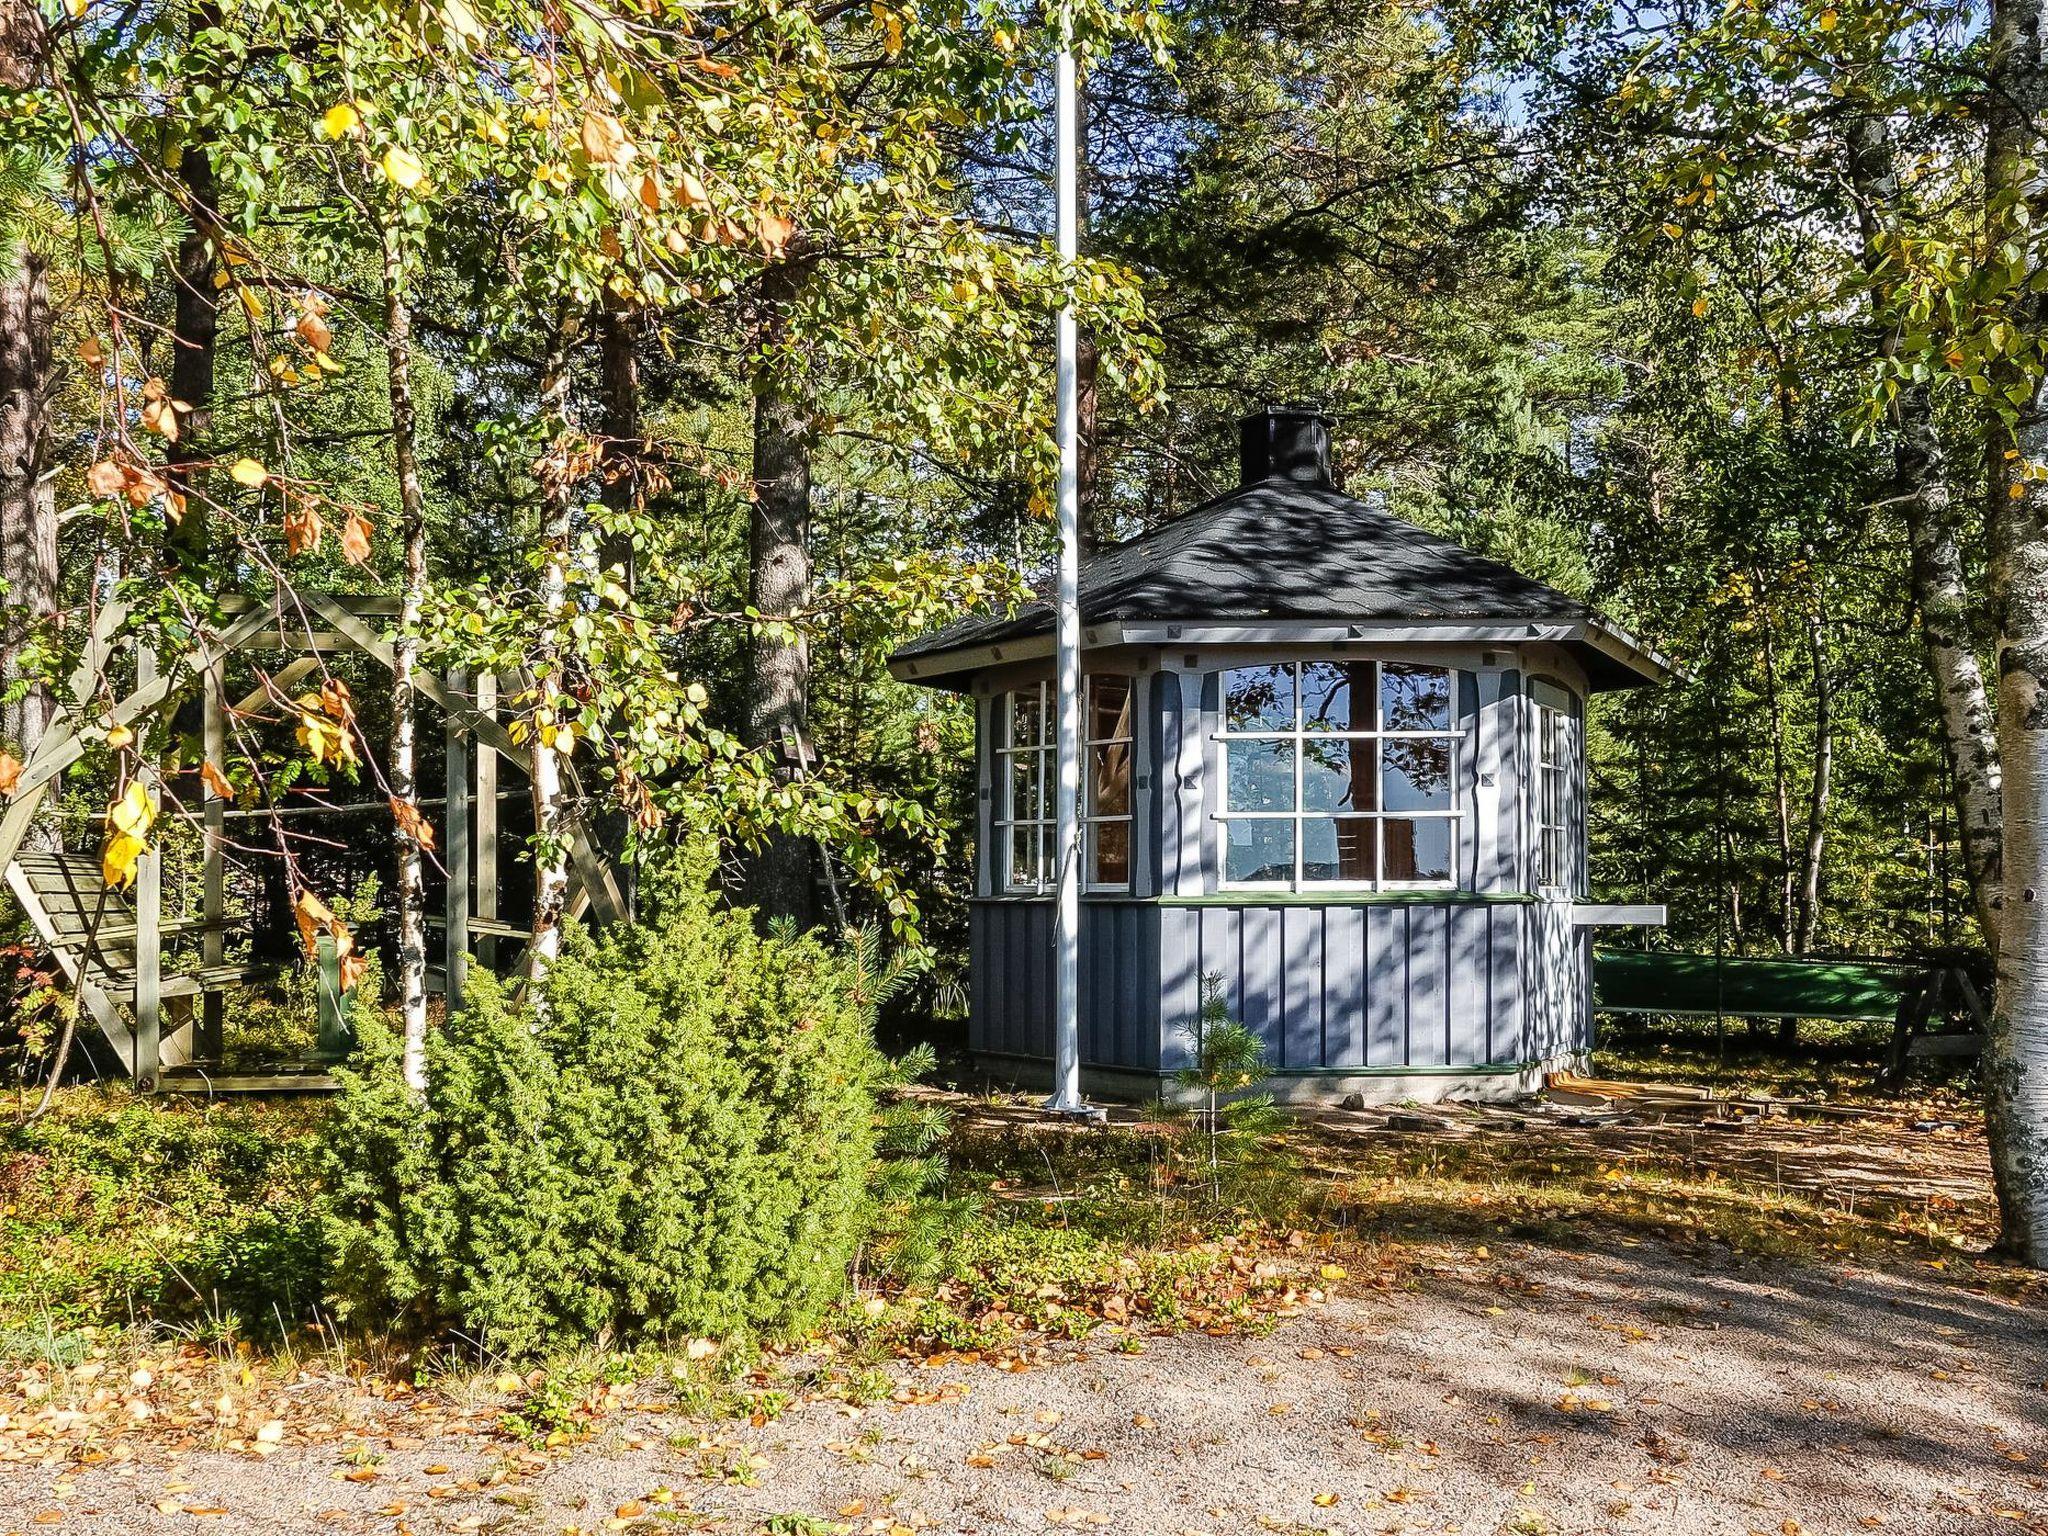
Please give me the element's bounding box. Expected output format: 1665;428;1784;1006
1593;950;1915;1023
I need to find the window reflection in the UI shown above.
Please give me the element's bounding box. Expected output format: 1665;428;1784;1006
1225;664;1295;731
1302;736;1374;811
1218;661;1460;889
1383;817;1452;882
1226;739;1295;812
1302;661;1372;732
1302;818;1376;882
1225;818;1295;883
1381;738;1452;810
1381;664;1452;732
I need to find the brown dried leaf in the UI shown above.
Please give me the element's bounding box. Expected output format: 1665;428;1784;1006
340;510;373;566
390;795;437;852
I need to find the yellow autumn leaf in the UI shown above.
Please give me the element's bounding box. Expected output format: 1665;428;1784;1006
103;831;146;889
380;145;426;191
230;457;268;488
109;779;153;838
319;102;360;140
105;723;134;749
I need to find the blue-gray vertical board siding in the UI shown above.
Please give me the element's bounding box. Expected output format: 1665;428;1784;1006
1320;906;1366;1066
970;901;1161;1070
1283;907;1323;1067
1445;905;1488;1065
979;898;1580;1075
1490;904;1525;1063
1408;905;1448;1065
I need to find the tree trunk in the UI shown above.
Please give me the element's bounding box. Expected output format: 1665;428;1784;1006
1903;386;2005;950
165;1;221;565
0;235;56;811
1755;594;1797;945
1983;0;2048;1266
528;323;575;977
595;300;640;917
743;260;815;928
1755;598;1801;1045
381;225;429;1090
1844;110;2005;954
1;3;55;846
596;300;641;592
1793;581;1833;958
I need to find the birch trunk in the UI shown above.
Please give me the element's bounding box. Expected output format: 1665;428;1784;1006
744;260;815;927
528;326;575;977
380;226;429;1091
1844;110;2005;953
1983;0;2048;1265
1903;389;2005;950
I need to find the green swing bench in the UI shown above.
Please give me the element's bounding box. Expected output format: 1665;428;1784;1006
1591;949;1990;1088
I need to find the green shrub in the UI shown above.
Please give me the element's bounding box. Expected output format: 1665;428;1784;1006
322;885;891;1357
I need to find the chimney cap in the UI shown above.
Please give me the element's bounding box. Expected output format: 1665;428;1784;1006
1239;404;1336;488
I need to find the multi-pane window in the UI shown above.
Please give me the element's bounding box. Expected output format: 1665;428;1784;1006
1536;696;1572;890
994;677;1135;893
1217;660;1460;888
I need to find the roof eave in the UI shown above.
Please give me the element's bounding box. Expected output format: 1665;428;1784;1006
890;616;1685;690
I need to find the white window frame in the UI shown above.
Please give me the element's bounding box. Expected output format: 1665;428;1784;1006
1213;659;1463;892
993;677;1136;895
1533;684;1575;894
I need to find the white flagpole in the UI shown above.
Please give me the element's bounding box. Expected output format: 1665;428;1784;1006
1047;8;1086;1114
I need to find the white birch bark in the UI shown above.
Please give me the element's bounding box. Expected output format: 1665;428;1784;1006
380;225;429;1093
1983;0;2048;1264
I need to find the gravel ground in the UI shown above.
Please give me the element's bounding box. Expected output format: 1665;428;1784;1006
6;1237;2044;1536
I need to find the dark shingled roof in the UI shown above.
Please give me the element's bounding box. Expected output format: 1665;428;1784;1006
893;476;1665;688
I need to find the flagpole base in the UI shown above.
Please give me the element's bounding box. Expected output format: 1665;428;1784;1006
1042;1092;1107;1123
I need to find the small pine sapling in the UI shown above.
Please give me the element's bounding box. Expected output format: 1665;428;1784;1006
1175;974;1275;1187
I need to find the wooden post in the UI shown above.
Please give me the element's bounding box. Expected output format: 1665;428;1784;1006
314;930;350;1056
475;672;499;968
133;645;162;1091
445;669;471;1013
198;662;225;1061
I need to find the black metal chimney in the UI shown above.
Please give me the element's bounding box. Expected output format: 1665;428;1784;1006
1238;405;1335;487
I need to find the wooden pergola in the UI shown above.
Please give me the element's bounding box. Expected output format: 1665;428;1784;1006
0;590;623;1093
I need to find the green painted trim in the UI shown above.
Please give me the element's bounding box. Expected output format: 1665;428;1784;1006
970;892;1542;908
1162;892;1538;908
1264;1062;1536;1077
970;1050;1541;1079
